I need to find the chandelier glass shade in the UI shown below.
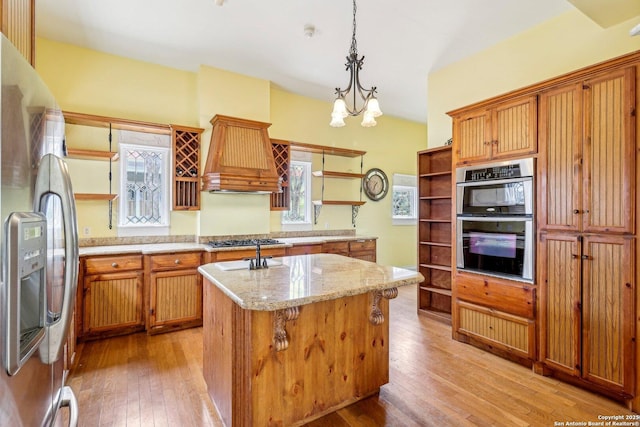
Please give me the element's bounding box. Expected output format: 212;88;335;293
330;0;382;128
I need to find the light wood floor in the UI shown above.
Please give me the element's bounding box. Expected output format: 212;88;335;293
66;285;633;426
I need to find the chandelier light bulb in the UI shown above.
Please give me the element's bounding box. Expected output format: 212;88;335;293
365;97;382;118
361;111;377;127
332;98;349;118
330;113;346;127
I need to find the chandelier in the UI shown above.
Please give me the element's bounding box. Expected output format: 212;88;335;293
330;0;382;128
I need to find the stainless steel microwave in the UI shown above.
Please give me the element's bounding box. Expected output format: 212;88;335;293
456;158;534;216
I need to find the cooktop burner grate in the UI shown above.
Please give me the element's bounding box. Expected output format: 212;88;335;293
207;238;283;248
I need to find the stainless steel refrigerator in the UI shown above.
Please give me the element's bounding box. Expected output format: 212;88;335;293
0;35;79;426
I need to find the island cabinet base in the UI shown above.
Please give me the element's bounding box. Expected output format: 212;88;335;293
203;279;391;427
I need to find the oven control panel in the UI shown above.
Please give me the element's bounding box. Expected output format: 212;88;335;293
465;164;522;181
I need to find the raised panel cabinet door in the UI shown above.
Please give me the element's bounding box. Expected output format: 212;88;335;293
538;83;583;232
453;108;491;164
538;233;581;377
83;271;144;335
582;67;635;234
149;269;203;329
581;235;634;397
491;95;537;160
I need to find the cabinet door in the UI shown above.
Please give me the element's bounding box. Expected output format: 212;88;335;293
581;235;634;396
83;271;144;336
491;96;537;160
453;108;491;164
582;68;635;234
538;233;581;377
0;0;35;65
538;83;583;232
149;269;202;331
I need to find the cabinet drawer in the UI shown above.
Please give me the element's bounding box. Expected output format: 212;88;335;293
349;239;375;252
322;241;349;255
149;252;201;271
286;244;323;256
455;273;535;319
214;247;286;261
84;255;143;275
457;301;534;359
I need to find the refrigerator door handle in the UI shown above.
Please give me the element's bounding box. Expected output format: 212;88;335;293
59;386;78;427
33;153;79;364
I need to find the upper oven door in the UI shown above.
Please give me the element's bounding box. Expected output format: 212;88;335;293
456;177;533;216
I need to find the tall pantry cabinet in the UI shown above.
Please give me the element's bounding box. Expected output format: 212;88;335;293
446;51;640;409
537;67;636;399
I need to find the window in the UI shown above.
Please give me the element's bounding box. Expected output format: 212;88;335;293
282;160;311;225
118;131;171;233
392;174;417;225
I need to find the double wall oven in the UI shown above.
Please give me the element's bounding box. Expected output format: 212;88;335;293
456;158;535;282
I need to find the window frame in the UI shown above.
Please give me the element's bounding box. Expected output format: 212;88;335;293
391;174;418;225
281;159;312;228
118;140;171;232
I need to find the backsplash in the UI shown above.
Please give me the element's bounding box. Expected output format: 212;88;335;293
79;229;356;247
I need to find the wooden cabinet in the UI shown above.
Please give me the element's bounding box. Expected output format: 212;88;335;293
0;0;35;65
417;146;452;323
147;252;203;334
454;273;536;362
81;255;145;340
538;68;635;234
538;233;635;398
321;239;377;261
453;95;537;165
536;67;636;399
348;239;376;262
172;125;204;211
285;243;323;256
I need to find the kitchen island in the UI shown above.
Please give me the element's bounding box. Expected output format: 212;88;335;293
198;253;423;426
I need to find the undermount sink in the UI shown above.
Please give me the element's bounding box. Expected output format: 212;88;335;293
213;259;283;271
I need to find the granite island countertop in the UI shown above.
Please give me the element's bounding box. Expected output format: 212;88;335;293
198;253;423;311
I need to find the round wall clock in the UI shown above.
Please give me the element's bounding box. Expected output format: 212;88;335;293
363;168;389;201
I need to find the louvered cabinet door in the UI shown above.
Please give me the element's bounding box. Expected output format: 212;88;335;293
538;83;583;232
538;233;581;377
453;108;492;164
491;95;537;160
581;235;635;397
582;68;635;234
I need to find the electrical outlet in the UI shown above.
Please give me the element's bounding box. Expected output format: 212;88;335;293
324;222;329;229
83;226;90;236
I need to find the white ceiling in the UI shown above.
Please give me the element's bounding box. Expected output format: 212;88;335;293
35;0;577;124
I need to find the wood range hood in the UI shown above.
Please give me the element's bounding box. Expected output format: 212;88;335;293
201;115;282;193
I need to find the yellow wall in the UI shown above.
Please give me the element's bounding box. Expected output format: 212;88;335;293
269;88;427;267
427;9;640;147
35;37;427;267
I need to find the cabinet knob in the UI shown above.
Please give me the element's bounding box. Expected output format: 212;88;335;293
573;209;580;214
572;254;578;259
174;259;181;265
581;255;590;260
111;262;118;268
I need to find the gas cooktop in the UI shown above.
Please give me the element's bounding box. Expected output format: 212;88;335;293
207;238;283;248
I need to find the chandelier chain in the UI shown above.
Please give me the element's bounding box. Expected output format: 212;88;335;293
349;0;358;56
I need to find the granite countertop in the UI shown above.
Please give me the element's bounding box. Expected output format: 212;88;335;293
78;235;378;256
198;253;423;311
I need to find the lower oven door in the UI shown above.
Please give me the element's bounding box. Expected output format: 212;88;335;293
456;216;534;282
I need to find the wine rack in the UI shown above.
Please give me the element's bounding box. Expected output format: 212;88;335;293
172;125;203;210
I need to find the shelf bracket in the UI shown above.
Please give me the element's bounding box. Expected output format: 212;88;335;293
351;205;360;227
313;204;322;225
